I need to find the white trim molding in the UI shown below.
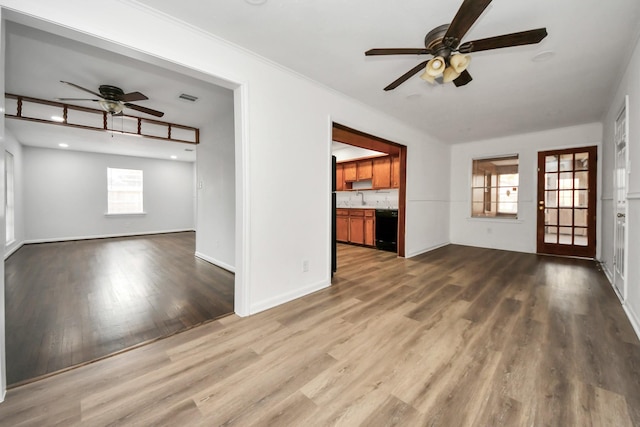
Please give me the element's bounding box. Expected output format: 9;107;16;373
194;252;235;274
250;279;330;315
624;305;640;342
23;229;194;244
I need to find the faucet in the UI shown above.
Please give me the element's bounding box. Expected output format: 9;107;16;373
356;191;366;206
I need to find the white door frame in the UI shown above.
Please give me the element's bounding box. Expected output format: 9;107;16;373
613;95;629;302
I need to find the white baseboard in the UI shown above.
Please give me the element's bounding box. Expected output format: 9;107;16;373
598;262;624;302
601;262;614;283
0;388;5;403
624;304;640;342
194;252;235;273
405;241;450;258
4;240;24;260
250;279;330;315
601;260;640;341
23;229;195;244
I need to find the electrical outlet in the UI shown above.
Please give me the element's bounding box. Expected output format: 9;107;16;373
302;260;309;272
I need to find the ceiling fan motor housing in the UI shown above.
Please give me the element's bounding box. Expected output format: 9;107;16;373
425;24;453;60
99;85;125;101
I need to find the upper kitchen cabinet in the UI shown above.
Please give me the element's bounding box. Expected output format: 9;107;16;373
357;159;373;180
336;155;398;190
343;162;357;182
336;163;345;191
391;155;400;189
372;157;391;189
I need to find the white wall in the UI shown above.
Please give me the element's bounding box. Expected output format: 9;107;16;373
3;129;23;257
405;135;451;257
0;8;6;401
195;106;236;272
23;146;195;242
601;30;640;336
450;123;603;254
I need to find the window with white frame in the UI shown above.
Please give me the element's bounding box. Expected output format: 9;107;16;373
5;151;15;244
107;167;144;214
471;155;519;218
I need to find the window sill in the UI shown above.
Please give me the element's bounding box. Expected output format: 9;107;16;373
105;212;147;217
466;216;523;224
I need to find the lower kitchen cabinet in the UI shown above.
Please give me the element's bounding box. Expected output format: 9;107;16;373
336;208;375;247
336;210;349;242
349;212;365;245
364;210;375;246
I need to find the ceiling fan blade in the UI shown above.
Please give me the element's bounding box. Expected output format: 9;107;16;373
124;103;165;117
453;69;473;87
458;28;548;53
383;60;429;91
60;81;102;98
443;0;493;48
119;91;149;102
56;98;100;102
366;48;432;56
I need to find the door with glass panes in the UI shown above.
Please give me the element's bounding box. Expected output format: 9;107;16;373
537;146;597;257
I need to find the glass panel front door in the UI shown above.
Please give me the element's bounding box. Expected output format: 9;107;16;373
537;147;597;257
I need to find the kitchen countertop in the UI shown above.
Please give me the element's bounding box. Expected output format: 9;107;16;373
337;206;398;210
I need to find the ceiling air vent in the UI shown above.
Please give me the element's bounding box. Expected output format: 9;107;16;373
179;93;198;102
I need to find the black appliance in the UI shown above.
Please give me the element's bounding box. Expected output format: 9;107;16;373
375;209;398;252
331;156;337;275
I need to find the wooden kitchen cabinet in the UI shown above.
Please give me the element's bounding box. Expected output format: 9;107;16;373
349;210;365;245
336;163;345;191
357;159;373;180
364;210;376;246
336;209;349;242
336;155;396;190
391;155;400;188
336;209;375;247
372;157;391;189
343;162;357;182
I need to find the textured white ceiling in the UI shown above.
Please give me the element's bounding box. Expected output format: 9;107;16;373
136;0;640;143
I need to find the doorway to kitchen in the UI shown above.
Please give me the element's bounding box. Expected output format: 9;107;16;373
536;146;597;258
331;123;407;275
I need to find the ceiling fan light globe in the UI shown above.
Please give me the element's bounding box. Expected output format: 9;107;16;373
99;100;124;114
426;56;446;77
443;66;461;83
419;69;436;84
450;54;471;73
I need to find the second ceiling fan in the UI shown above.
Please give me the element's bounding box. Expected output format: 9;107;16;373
365;0;548;90
57;81;165;117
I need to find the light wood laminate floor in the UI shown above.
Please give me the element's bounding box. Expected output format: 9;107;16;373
1;243;639;426
4;232;234;386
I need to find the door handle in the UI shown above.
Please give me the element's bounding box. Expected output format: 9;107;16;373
617;213;626;218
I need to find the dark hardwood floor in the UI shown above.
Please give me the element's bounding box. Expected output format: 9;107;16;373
4;231;234;386
0;243;639;425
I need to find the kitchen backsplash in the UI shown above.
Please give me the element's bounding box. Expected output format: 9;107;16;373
336;189;399;209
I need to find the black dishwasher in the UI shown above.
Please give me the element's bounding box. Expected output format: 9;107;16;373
375;209;398;252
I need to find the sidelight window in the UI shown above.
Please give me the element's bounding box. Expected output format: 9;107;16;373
471;155;519;218
107;167;144;214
